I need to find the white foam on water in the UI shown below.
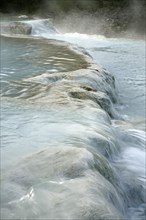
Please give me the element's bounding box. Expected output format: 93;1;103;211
119;147;145;179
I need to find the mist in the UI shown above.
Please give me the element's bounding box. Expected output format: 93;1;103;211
52;0;146;39
0;0;145;38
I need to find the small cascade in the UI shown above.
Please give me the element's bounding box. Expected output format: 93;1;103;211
0;19;58;36
27;19;59;35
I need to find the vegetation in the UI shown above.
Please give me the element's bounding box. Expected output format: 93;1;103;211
0;0;145;14
0;0;145;36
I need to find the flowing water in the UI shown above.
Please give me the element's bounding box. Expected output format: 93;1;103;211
0;16;146;220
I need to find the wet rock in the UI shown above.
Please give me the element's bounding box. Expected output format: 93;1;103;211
1;147;124;220
2;22;32;35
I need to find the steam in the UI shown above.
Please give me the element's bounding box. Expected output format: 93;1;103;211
0;0;145;38
52;0;145;39
127;0;146;35
54;12;106;35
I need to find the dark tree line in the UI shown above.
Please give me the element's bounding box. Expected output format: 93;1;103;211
0;0;43;13
0;0;145;14
0;0;145;36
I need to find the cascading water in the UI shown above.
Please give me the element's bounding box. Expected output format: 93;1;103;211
0;17;145;220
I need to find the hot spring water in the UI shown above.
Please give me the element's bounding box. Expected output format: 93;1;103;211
0;17;145;220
